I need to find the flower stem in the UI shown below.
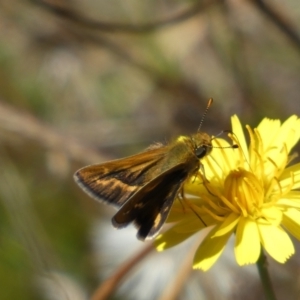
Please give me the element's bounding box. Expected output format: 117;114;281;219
256;248;277;300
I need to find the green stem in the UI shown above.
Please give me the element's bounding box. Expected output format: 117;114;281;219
256;248;277;300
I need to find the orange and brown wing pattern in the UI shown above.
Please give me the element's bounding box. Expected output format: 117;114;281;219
74;146;167;207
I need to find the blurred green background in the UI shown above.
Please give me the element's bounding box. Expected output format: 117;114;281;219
1;0;300;299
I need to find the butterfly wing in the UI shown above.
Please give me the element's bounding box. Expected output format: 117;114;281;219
74;145;167;207
112;164;189;240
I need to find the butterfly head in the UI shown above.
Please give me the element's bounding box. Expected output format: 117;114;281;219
192;132;212;159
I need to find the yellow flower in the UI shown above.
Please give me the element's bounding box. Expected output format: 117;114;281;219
155;115;300;271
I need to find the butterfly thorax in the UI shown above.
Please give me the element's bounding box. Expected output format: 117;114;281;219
161;132;212;176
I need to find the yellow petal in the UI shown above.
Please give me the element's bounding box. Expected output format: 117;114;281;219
277;198;300;209
278;116;300;152
256;116;300;154
234;218;260;265
210;138;237;173
200;138;237;181
184;180;209;196
212;212;240;237
261;207;282;226
231;115;249;162
255;117;300;173
166;202;195;223
258;224;294;263
155;224;198;251
193;225;232;271
279;163;300;190
280;191;300;199
172;217;207;234
256;118;280;151
282;208;300;240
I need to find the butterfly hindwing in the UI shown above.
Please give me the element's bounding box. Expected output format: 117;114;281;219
112;165;189;240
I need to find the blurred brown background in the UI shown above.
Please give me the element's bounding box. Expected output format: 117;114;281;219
0;0;300;299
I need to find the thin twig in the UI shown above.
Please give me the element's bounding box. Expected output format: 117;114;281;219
0;154;57;272
31;0;216;33
91;242;154;300
158;240;199;300
0;100;104;164
250;0;300;50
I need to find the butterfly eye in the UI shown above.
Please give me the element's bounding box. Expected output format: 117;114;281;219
195;145;208;159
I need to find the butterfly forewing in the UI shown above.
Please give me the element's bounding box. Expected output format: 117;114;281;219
74;145;167;207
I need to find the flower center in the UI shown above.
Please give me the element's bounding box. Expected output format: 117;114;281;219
224;168;264;218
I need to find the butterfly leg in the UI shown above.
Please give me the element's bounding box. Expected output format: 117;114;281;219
180;186;207;227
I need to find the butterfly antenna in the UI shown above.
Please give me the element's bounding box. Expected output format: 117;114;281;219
197;98;213;132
